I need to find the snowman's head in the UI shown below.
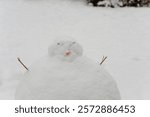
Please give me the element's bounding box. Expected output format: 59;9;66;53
48;36;83;62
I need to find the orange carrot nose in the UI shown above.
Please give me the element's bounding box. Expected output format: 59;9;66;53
65;51;71;56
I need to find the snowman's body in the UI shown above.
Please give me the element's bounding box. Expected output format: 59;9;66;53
15;36;121;100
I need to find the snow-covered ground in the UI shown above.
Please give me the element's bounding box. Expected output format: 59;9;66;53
0;0;150;100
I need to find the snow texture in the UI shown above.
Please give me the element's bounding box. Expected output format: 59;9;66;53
88;0;119;7
15;37;121;100
0;0;150;99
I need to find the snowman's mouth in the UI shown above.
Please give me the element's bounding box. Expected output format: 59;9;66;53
65;51;71;56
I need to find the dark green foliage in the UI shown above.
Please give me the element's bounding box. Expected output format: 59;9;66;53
121;0;150;7
87;0;150;7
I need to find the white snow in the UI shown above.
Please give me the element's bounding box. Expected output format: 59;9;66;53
98;1;111;7
0;0;150;99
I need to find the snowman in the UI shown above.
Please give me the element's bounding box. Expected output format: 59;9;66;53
15;36;121;100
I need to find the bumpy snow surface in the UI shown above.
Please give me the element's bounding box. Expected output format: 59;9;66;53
0;0;150;99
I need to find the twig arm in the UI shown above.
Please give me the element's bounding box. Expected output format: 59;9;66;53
100;56;107;65
17;57;29;71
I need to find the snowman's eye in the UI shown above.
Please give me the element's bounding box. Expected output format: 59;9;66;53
57;42;64;46
57;43;60;45
72;42;76;44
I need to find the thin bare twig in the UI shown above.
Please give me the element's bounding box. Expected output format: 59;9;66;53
100;56;107;65
17;57;29;71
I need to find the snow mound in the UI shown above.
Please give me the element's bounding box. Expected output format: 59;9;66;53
15;36;121;100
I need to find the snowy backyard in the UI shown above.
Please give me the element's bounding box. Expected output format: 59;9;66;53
0;0;150;99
